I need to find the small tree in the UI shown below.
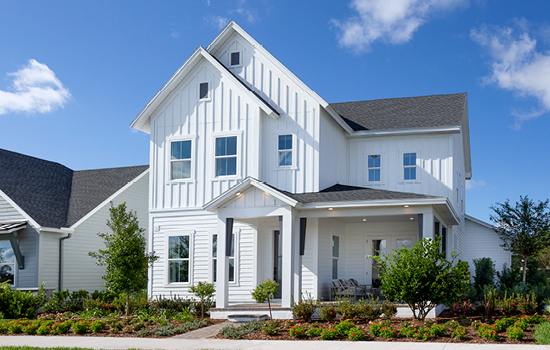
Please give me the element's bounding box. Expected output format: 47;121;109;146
369;237;470;320
490;196;550;283
89;202;157;315
473;257;495;298
189;281;215;318
251;279;279;320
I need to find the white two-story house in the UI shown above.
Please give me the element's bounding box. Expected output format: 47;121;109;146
130;21;510;312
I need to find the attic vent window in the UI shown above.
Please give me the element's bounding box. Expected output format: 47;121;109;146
199;82;209;100
230;52;240;66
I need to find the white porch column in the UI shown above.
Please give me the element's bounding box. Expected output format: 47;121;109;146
216;215;229;308
422;209;435;240
293;215;302;301
281;208;295;308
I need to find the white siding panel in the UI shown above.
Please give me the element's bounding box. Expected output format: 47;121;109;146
15;226;39;288
38;231;62;290
0;195;25;222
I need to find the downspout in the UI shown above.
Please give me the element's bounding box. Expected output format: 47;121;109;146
58;233;72;291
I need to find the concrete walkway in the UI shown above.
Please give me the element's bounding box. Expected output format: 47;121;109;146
0;336;549;350
173;321;234;339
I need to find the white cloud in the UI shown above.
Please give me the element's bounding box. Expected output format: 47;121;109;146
170;29;180;38
466;179;486;190
207;15;229;30
333;0;467;52
230;0;257;23
0;59;71;116
471;22;550;129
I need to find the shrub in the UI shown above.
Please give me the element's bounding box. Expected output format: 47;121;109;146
335;319;355;337
399;323;416;337
291;293;317;321
473;257;496;298
518;292;537;315
320;327;338;340
289;325;307;338
0;282;46;319
478;324;499;341
412;327;431;341
9;322;23;334
51;321;72;335
319;303;337;321
507;326;525;341
137;319;207;337
218;320;262;339
500;293;519;317
251;279;278;320
153;294;194;312
21;321;40;335
451;326;467;339
71;320;90;334
36;325;51;335
534;322;550;344
379;325;398;338
369;319;389;337
89;320;106;333
348;326;367;341
493;317;515;333
43;289;89;314
337;297;359;319
307;326;323;337
451;301;474;318
479;287;500;320
430;324;447;337
188;281;215;318
110;321;123;333
262;321;280;336
381;300;397;319
355;299;382;321
369;237;470;320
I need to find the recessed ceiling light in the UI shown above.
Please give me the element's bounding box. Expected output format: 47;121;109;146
404;205;409;208
236;192;241;196
328;207;333;211
362;218;367;222
410;217;414;220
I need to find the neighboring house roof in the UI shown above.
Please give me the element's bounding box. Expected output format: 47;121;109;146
330;93;467;131
280;184;437;203
0;148;148;229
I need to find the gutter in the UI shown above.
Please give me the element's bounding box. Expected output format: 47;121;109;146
58;233;72;291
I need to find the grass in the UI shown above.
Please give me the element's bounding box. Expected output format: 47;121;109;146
534;322;550;344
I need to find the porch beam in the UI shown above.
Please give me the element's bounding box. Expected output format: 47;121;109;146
216;216;229;308
8;232;24;269
225;218;234;257
299;218;307;256
422;210;435;240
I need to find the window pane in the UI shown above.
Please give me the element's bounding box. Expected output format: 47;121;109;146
278;134;292;150
397;239;412;250
171;142;181;160
332;236;339;258
332;258;338;279
199;82;209;99
404;167;416;180
172;160;191;180
226;136;237;156
169;260;189;283
212;234;217;258
279;151;292;166
369;169;380;182
213;259;217;282
229;258;235;282
169;236;189;259
172;140;191;160
215;138;225;157
368;155;380;168
231;52;240;66
230;233;235;257
216;158;225;176
227;157;236;176
404;153;416;166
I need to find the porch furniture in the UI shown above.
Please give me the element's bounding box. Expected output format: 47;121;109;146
330;280;357;300
342;279;366;299
349;278;372;298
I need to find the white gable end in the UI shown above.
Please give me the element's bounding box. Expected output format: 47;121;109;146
222;187;287;209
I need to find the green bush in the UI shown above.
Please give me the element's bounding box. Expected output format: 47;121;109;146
381;300;397;319
369;237;470;320
51;321;72;334
379;325;398;338
71;321;90;334
337;297;359;319
36;324;51;335
369;319;390;337
43;289;89;314
507;326;525;340
355;299;381;321
21;321;40;335
89;320;106;333
251;279;279;320
430;324;447;337
348;326;367;341
335;319;355;337
320;327;338;340
319;303;337;321
137;319;207;337
217;320;262;339
188;281;215;318
262;321;280;336
451;326;467;339
412;327;431;340
291;293;317;321
534;322;550;344
289;325;307;338
473;257;496;298
307;326;323;337
0;282;46;319
153;294;194;312
478;324;499;341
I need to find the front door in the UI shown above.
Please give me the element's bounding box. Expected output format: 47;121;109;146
273;230;282;297
364;236;390;286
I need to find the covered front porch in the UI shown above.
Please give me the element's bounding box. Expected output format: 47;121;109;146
205;178;459;313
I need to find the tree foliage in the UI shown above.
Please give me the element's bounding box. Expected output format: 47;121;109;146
490;196;550;283
251;279;279;320
473;257;496;298
89;202;157;315
369;237;470;320
189;281;215;318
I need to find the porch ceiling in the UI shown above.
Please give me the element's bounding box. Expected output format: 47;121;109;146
327;215;418;224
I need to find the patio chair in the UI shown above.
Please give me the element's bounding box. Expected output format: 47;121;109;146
342;279;365;300
349;278;372;299
330;280;356;300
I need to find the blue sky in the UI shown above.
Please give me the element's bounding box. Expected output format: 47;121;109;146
1;0;550;223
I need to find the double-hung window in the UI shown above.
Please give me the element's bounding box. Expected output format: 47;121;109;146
332;235;339;279
403;152;417;180
168;235;190;283
367;155;380;182
212;234;217;283
215;136;237;177
170;140;192;180
0;241;14;284
278;134;293;167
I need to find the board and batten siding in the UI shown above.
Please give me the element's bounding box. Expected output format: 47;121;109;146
62;172;149;292
462;217;511;279
150;211;256;302
319;108;348;191
348;134;454;198
213;33;321;194
317;218;345;300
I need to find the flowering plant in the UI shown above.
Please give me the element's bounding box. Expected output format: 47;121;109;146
289;325;307;338
348;326;367;341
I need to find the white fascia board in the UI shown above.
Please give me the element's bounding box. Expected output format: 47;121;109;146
0;189;40;229
38;227;74;234
462;98;472;180
347;126;460;139
0;225;27;235
300;197;449;209
204;177;298;211
70;169;149;229
465;214;494;230
206;21;352;134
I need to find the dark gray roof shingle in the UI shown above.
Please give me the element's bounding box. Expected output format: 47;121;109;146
277;184;436;203
0;148;148;228
330;93;467;131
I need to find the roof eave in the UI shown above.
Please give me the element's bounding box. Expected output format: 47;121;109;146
299;197;448;209
347;125;460;138
462;97;472;179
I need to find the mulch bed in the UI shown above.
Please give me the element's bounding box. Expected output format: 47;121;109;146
214;315;541;344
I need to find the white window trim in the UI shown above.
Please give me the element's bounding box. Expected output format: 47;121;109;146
0;239;16;287
400;151;421;183
164;230;194;287
363;151;385;186
198;81;212;102
229;50;243;68
209;230;217;283
166;135;197;184
396;237;414;250
331;235;339;280
275;132;297;170
212;130;243;180
229;228;240;285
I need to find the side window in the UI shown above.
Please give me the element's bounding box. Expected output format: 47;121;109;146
403;152;417;180
168;235;190;283
278;134;293;167
332;235;339;279
367;155;380;182
0;241;14;284
199;82;210;100
229;233;235;282
215;136;237;177
212;234;217;283
170;140;192;180
230;52;241;66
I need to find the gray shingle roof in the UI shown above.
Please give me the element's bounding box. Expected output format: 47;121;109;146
278;184;437;203
329;93;467;131
0;148;148;228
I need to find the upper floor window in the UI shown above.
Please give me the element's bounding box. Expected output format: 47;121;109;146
170;140;192;180
278;134;293;167
230;52;241;66
168;235;190;283
367;155;380;182
403;152;417;180
199;82;210;100
215;136;237;177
